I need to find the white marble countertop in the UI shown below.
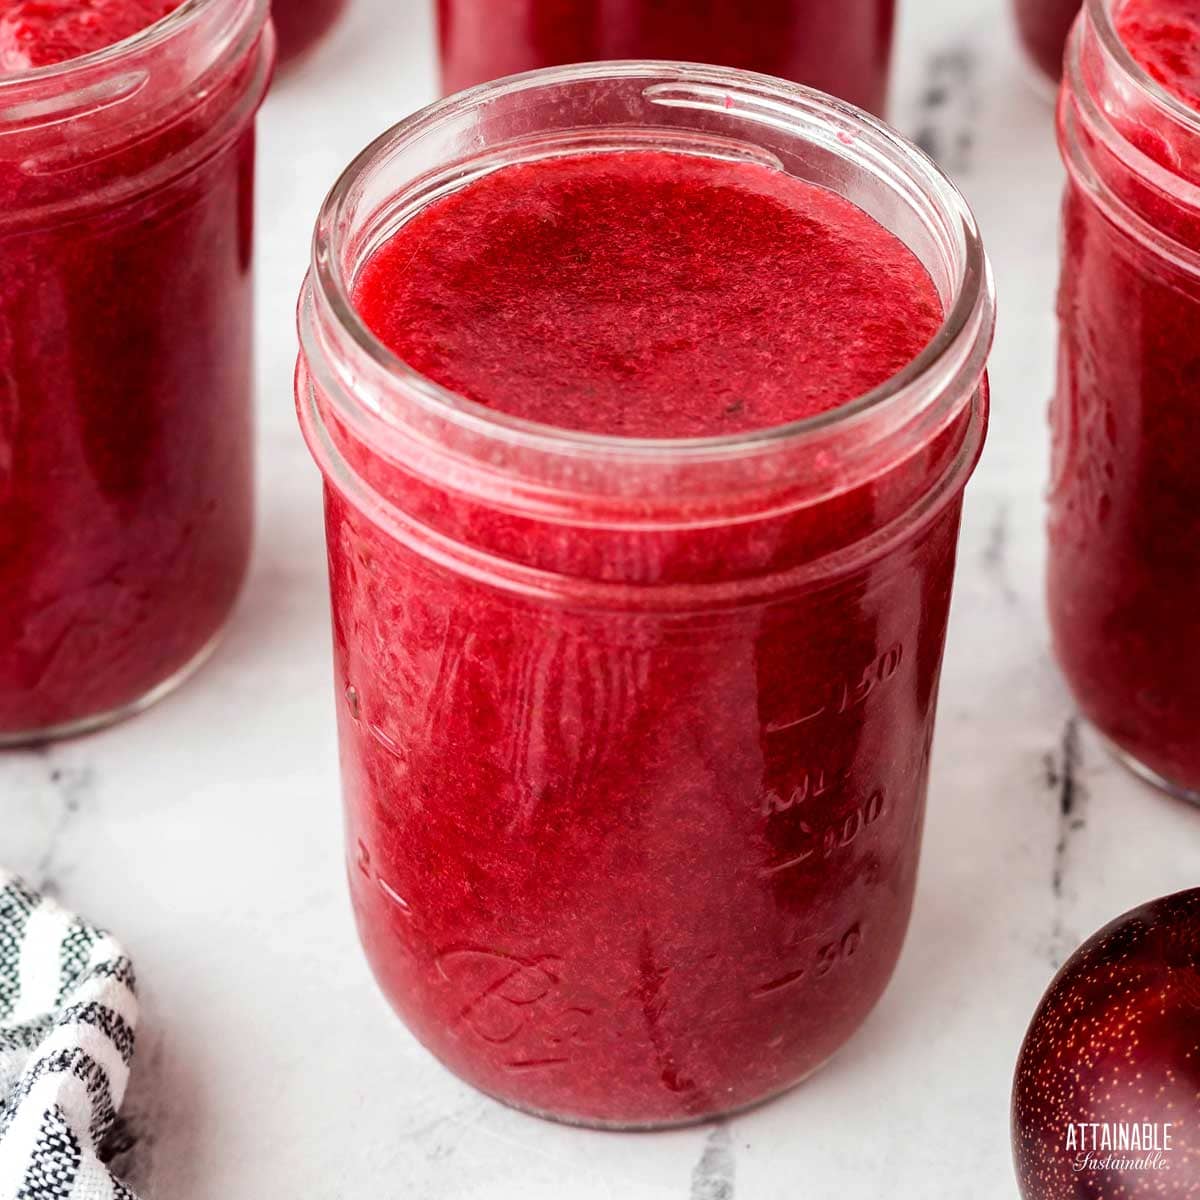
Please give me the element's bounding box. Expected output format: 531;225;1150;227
3;0;1198;1195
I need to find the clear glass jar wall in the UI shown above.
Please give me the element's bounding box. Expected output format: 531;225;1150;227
297;64;994;1127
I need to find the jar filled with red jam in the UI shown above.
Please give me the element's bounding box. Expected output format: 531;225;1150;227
435;0;896;114
1051;0;1200;802
1013;0;1082;86
0;0;272;744
271;0;345;65
297;64;994;1127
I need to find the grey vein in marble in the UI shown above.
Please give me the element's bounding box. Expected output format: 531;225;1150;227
982;500;1020;607
33;759;95;895
1044;717;1089;966
912;45;980;175
690;1125;735;1200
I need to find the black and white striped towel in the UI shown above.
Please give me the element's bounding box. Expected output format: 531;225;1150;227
0;873;139;1200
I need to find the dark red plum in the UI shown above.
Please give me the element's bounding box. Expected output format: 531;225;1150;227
1013;889;1200;1198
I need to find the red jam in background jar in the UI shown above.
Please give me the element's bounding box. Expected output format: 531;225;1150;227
271;0;345;65
1050;0;1200;799
1013;0;1082;85
297;66;993;1128
1119;0;1200;105
0;0;271;742
435;0;896;114
0;0;181;67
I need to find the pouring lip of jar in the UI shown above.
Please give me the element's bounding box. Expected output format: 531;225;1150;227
0;0;272;226
299;61;994;541
1062;0;1200;276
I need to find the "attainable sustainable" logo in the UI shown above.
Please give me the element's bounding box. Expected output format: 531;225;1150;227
1065;1122;1175;1174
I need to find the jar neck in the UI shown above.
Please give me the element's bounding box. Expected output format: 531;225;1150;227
0;0;272;226
299;354;987;598
300;64;993;547
1060;0;1200;269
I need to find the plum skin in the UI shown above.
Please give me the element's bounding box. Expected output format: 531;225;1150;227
1012;889;1200;1199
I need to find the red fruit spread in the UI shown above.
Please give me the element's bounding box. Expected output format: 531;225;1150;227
0;0;260;737
436;0;896;114
1013;0;1081;83
1118;0;1200;107
354;153;941;437
0;0;181;69
270;0;343;65
329;147;975;1126
1049;0;1200;795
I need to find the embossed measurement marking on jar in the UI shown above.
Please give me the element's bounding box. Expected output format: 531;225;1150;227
761;790;887;877
367;721;407;762
757;766;843;816
377;876;412;914
356;841;415;917
344;680;410;764
765;643;904;733
752;924;864;998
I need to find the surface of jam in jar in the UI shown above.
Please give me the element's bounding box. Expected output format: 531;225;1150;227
1049;0;1200;796
435;0;896;113
1118;0;1200;107
319;146;986;1127
0;0;182;69
353;152;942;437
0;0;266;739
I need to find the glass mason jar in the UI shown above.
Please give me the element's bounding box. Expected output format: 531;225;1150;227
297;63;994;1128
271;0;346;66
0;0;273;744
435;0;896;114
1051;0;1200;802
1013;0;1082;88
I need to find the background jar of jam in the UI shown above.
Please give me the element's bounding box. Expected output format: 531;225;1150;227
1013;0;1082;87
1050;0;1200;800
0;0;273;743
435;0;896;114
272;0;347;65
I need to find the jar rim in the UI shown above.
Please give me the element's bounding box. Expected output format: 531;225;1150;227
307;60;995;465
1083;0;1200;140
0;0;271;230
1063;0;1200;275
0;0;215;87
